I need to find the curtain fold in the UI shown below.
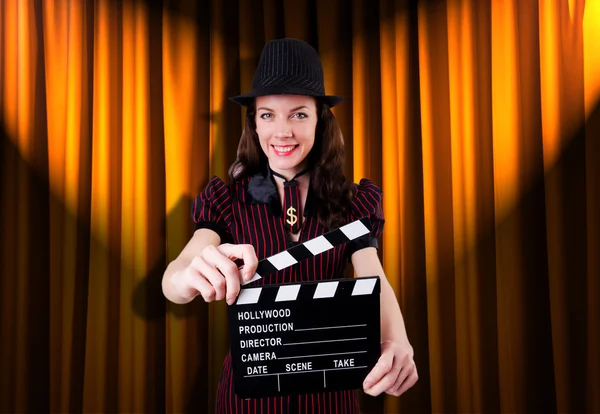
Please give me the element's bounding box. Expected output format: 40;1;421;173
1;0;599;413
162;1;205;412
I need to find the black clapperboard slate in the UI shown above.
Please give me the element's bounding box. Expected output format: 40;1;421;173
227;217;381;398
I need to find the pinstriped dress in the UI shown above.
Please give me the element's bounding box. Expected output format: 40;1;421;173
191;167;385;414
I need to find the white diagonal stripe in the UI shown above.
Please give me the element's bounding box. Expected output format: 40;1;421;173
242;272;262;286
340;220;370;240
268;250;298;270
352;278;377;296
313;281;339;299
236;288;262;305
275;284;301;302
303;236;334;255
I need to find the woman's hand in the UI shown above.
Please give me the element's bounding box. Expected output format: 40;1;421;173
363;340;418;397
170;243;259;305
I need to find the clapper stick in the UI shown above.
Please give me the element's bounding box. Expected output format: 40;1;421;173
228;217;381;398
241;217;373;286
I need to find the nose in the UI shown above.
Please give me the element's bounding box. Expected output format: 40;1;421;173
273;118;292;138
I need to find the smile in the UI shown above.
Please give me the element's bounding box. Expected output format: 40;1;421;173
272;145;298;156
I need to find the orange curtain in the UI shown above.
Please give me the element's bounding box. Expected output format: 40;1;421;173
1;0;599;413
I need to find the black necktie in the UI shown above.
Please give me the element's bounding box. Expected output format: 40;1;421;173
270;168;309;234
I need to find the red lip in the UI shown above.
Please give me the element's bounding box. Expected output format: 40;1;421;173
272;145;298;157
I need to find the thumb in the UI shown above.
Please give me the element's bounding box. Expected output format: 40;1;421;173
242;271;260;285
237;265;258;284
240;268;260;285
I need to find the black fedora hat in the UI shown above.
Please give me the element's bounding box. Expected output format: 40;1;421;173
230;38;343;107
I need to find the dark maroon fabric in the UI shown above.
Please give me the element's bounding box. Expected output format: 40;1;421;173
191;171;385;414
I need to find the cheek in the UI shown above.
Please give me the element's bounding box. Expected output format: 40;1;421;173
299;125;316;150
302;139;315;153
255;126;270;149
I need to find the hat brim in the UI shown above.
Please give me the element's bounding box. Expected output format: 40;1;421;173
229;86;343;108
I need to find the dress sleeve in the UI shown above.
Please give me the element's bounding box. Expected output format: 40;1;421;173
191;176;234;244
346;178;385;257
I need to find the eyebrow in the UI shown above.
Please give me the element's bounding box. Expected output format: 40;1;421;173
256;105;310;112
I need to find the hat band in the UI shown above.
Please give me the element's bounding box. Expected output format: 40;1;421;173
256;74;322;90
247;84;327;99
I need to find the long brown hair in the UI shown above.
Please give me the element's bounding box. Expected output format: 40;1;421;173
228;100;356;229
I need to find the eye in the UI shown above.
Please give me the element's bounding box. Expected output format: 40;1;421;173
293;112;308;119
259;113;273;120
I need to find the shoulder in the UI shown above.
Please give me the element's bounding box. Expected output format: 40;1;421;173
197;176;232;205
346;178;385;254
202;175;248;198
202;175;229;194
192;176;236;241
355;178;382;196
192;176;234;217
350;178;383;215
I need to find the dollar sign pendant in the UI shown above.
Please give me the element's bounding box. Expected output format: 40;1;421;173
286;206;298;226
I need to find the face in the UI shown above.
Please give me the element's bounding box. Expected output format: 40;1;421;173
255;94;318;177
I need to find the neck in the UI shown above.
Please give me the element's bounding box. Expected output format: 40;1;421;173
273;174;310;190
269;164;310;183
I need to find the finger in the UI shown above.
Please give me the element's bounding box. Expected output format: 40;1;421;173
388;359;416;395
189;256;224;301
202;246;242;304
388;362;413;395
363;352;395;391
219;244;259;282
197;257;227;300
225;269;243;305
394;369;418;396
181;264;216;302
364;365;401;397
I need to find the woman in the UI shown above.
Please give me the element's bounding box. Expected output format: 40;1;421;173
162;38;417;413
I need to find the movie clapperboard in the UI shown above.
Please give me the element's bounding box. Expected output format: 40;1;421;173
227;217;381;398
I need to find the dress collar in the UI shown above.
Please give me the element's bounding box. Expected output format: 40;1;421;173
246;164;315;217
